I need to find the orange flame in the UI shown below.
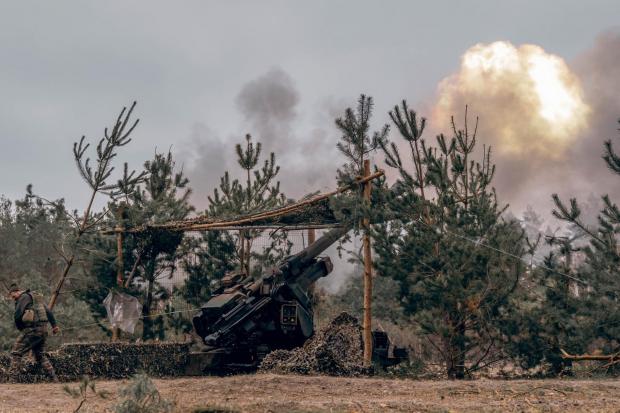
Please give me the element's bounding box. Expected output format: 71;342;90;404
434;41;589;158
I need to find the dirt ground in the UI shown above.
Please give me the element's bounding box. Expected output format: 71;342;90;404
0;374;618;412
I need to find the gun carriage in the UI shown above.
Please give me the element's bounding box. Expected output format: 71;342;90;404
190;226;407;373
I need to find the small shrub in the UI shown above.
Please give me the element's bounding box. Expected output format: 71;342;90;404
63;376;110;413
382;357;428;379
113;373;174;413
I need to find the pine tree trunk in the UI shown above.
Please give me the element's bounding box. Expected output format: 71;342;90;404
445;317;466;379
454;322;466;379
142;259;155;340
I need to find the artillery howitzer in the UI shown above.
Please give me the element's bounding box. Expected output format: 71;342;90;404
190;226;407;373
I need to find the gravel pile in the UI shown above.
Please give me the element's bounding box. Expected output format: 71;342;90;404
0;342;190;383
260;312;367;376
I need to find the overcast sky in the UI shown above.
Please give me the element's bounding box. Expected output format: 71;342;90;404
1;1;619;218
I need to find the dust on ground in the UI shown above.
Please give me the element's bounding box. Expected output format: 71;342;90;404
0;374;618;412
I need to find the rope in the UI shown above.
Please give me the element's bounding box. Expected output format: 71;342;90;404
415;217;588;285
58;307;201;333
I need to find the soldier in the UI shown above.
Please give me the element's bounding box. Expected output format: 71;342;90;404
8;283;59;382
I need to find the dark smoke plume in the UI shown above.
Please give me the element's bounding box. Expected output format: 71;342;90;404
235;68;345;198
236;68;300;154
177;123;230;210
182;68;347;210
569;31;620;201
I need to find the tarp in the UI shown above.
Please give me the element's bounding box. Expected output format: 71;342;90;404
103;291;142;333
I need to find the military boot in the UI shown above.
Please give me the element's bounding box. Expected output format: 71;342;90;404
41;357;58;382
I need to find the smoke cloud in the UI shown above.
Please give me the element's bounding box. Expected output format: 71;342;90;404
236;68;346;198
570;31;620;195
181;68;346;211
179;68;352;292
236;68;300;154
430;35;620;217
178;123;231;210
180;33;620;291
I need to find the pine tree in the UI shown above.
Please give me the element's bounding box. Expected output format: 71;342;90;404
521;205;555;264
181;230;237;307
549;119;620;359
77;151;193;340
334;94;389;185
495;204;598;376
373;102;526;379
207;134;289;277
49;102;146;308
330;94;389;254
124;151;194;340
78;228;125;335
502;249;592;375
0;188;105;348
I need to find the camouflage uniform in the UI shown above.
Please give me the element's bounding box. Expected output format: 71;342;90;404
9;290;58;381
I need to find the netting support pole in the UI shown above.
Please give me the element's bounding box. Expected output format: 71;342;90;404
307;227;317;321
362;159;373;368
116;232;124;287
113;204;125;342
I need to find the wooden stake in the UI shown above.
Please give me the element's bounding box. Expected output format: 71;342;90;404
308;228;316;245
111;324;120;342
239;229;245;274
116;229;124;287
362;159;373;367
113;205;125;342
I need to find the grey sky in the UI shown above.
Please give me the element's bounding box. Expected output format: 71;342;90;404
1;1;619;215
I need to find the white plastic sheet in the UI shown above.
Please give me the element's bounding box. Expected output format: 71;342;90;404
103;291;142;334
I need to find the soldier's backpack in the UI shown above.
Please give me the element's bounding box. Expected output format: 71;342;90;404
21;292;48;324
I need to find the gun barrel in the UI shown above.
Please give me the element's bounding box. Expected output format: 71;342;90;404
300;226;348;265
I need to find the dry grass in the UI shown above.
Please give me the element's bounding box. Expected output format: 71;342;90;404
0;374;619;412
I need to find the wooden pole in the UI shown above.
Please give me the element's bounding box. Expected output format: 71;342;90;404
116;230;124;287
362;159;373;367
112;205;125;342
239;230;245;275
307;228;316;245
561;349;620;361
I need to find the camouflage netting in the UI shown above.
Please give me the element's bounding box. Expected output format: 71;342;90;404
204;197;338;227
130;194;339;234
0;342;190;383
259;312;367;376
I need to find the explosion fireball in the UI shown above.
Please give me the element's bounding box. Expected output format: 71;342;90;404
434;41;590;158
